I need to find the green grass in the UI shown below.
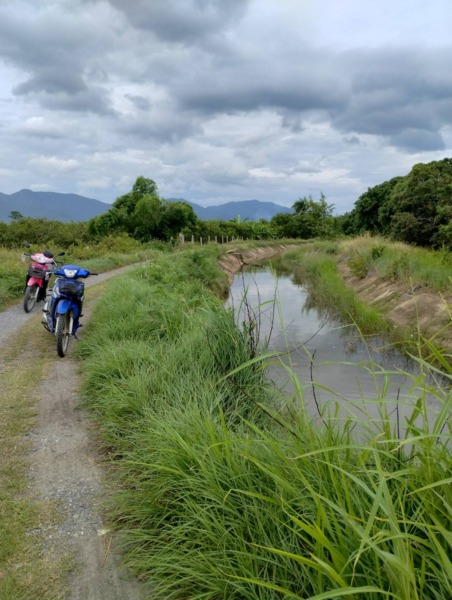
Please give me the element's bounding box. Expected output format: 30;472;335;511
77;246;452;599
340;236;452;291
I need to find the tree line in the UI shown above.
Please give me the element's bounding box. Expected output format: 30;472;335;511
342;157;452;249
87;176;340;242
1;158;450;249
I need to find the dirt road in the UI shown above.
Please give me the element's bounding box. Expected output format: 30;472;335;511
1;266;149;599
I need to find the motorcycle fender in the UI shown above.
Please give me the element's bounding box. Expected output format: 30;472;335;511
27;277;43;287
55;300;79;318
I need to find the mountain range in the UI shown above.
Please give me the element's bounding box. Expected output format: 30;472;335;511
0;189;292;223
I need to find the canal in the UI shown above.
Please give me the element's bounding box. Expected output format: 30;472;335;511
227;266;447;436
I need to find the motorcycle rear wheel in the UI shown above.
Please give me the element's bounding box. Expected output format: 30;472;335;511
23;284;39;313
56;312;73;357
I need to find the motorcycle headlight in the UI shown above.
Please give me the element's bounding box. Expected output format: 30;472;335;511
63;268;77;278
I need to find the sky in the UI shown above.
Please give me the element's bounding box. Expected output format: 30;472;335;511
0;0;451;214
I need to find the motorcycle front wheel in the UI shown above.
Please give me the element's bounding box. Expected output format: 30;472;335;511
56;311;73;357
23;284;39;313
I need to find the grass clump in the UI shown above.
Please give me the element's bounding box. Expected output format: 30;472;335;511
77;246;452;599
341;235;452;291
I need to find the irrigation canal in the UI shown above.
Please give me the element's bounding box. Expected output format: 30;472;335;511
226;266;446;435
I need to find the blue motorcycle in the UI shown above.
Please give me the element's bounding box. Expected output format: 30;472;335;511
42;264;97;357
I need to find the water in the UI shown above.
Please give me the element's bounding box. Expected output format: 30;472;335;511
227;267;448;434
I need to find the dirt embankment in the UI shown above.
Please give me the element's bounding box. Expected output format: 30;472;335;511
338;262;452;352
219;245;292;285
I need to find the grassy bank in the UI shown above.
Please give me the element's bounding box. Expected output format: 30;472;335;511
271;237;452;355
78;245;451;599
340;236;452;292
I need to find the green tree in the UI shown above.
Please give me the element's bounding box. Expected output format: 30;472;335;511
132;194;163;241
159;201;197;240
348;177;402;235
290;193;335;238
87;177;198;242
386;158;452;247
9;210;24;222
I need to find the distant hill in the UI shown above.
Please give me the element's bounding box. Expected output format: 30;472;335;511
0;189;110;222
0;189;292;223
168;198;293;221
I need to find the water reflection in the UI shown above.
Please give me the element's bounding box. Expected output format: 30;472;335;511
227;267;446;434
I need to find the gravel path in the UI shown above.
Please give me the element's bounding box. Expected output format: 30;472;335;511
1;265;150;600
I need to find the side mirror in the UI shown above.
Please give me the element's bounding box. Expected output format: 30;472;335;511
57;251;66;256
23;241;31;248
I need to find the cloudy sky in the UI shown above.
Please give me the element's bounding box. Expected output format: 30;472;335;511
0;0;451;213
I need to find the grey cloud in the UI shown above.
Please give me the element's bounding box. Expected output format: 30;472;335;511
13;69;113;114
140;40;447;153
107;0;250;43
14;69;87;96
118;112;202;143
180;84;342;115
43;89;114;115
388;128;445;152
330;47;452;150
155;39;452;152
344;136;361;145
0;2;115;113
169;48;347;117
125;94;152;111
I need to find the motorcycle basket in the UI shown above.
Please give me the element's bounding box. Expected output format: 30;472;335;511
58;280;85;296
27;265;46;279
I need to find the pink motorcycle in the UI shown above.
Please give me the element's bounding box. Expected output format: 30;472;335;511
21;242;65;313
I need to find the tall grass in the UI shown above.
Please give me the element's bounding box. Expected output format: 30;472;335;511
340;235;452;291
78;246;451;599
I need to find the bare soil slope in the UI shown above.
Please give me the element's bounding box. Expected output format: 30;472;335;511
338;262;452;352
